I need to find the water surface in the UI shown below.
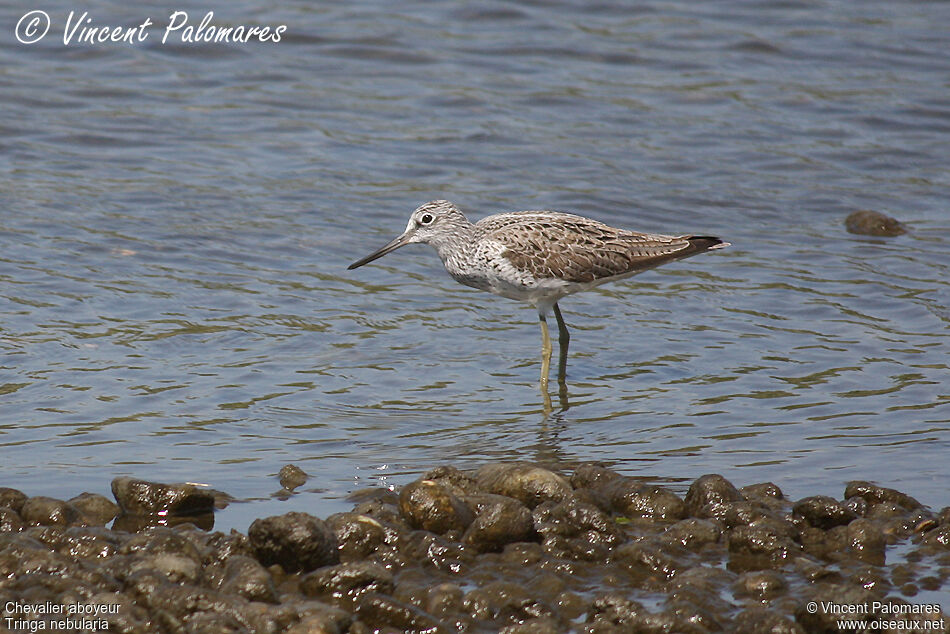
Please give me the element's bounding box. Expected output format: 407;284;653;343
1;0;948;532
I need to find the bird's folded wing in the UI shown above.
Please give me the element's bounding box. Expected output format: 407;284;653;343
484;214;691;283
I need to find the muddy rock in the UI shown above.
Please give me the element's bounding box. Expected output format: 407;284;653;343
920;523;950;550
734;606;804;634
476;463;572;508
735;570;788;599
0;487;27;513
423;465;480;496
463;580;557;626
584;594;681;633
602;479;687;521
399;479;474;535
845;209;907;236
793;495;858;529
722;500;780;528
20;496;85;527
326;512;393;561
248;512;338;573
219;554;277;603
662;517;722;550
0;508;24;532
356;593;445;632
741;482;784;502
844;481;921;510
463;494;535;552
279;464;309;491
846;518;886;565
728;524;801;569
1;462;947;634
111;476;217;517
68;492;119;526
613;539;682;587
532;496;621;560
301;561;394;608
571;463;622;490
685;474;743;516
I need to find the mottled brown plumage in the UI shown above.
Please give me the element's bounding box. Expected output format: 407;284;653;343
349;200;728;384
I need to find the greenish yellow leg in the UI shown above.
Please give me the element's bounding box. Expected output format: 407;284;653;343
553;303;570;353
553;303;570;382
539;314;552;386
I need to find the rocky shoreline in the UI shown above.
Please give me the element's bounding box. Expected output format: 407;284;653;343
1;462;947;633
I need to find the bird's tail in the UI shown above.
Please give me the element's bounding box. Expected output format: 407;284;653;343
686;236;730;251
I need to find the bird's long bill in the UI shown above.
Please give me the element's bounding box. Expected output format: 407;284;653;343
347;231;413;270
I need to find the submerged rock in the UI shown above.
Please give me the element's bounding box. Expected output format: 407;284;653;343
845;210;907;236
279;464;309;490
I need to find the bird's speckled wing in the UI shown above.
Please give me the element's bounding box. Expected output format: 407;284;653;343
476;211;708;283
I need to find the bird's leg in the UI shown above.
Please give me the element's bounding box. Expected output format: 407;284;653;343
539;313;552;387
553;303;570;381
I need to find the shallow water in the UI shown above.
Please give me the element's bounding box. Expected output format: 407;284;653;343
1;0;948;533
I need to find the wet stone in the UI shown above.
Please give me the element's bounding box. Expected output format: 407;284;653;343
0;487;27;514
0;507;24;533
735;570;788;599
47;526;120;560
356;593;445;632
584;594;679;633
793;495;858;529
1;461;948;634
740;482;784;502
425;582;464;618
399;479;474;535
846;518;886;565
685;474;743;516
248;512;339;573
602;480;687;521
279;464;309;491
844;481;921;510
532;497;621;561
844;495;869;517
325;512;392;561
723;501;779;528
111;477;217;517
301;561;394;607
422;465;480;496
463;580;555;625
734;607;804;634
570;463;622;490
920;524;950;549
728;525;800;570
662;518;722;550
845;209;907;236
68;492;119;526
613;540;681;587
463;494;535;552
219;554;277;603
20;496;84;527
476;463;572;509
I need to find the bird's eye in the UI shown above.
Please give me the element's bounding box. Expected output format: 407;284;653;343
420;213;434;225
